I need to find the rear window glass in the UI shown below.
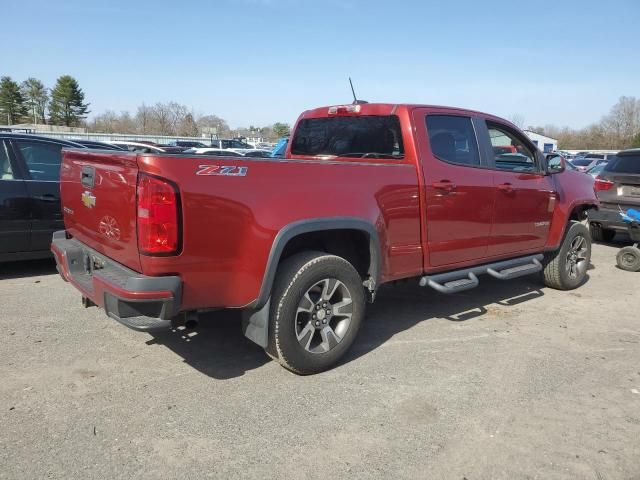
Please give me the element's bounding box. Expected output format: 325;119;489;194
605;155;640;174
572;159;592;166
291;115;404;159
585;154;605;159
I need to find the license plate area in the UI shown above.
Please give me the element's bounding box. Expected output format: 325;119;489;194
628;186;640;197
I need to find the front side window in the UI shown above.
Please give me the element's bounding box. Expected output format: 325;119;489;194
487;123;537;172
426;115;480;166
15;141;63;181
291;115;404;159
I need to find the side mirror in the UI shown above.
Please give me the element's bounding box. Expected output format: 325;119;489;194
547;154;566;174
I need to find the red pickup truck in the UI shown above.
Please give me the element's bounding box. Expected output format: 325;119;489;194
52;103;597;374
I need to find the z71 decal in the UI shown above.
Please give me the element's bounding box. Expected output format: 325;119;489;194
196;165;248;177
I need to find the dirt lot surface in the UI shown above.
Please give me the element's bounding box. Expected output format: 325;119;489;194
1;239;639;479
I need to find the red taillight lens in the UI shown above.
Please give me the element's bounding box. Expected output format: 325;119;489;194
594;177;614;192
137;174;180;255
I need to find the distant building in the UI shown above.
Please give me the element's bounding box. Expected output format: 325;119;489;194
524;130;558;153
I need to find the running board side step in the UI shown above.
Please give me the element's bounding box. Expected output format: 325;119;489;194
419;254;544;294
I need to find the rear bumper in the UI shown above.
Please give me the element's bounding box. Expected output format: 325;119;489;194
51;231;181;331
588;206;629;231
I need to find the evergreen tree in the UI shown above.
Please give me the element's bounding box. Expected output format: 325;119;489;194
48;75;90;126
21;78;49;125
0;76;28;125
272;122;291;138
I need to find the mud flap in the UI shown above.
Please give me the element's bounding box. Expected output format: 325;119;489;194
241;299;270;347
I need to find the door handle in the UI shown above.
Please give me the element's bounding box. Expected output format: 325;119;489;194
497;183;514;193
432;180;456;192
35;194;58;202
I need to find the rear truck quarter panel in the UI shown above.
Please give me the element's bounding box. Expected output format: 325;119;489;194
136;154;422;310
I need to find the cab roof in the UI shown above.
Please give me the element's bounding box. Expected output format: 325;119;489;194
300;102;512;125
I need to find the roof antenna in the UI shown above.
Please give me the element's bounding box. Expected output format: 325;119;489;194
349;77;368;105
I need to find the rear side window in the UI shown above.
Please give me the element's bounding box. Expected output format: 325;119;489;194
426;115;480;166
605;155;640;174
291;115;404;159
15;141;63;181
0;141;13;179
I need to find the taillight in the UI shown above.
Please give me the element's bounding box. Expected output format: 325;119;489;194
137;174;180;255
594;177;614;192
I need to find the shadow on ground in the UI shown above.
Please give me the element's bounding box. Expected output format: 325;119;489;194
0;258;57;280
147;273;557;380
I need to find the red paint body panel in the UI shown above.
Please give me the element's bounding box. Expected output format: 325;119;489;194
57;103;597;313
137;155;421;308
60;150;142;272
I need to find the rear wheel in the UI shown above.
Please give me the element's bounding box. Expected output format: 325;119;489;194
589;223;616;243
543;221;591;290
616;246;640;272
267;251;365;375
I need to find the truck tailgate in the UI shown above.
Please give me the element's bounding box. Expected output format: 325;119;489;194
60;149;142;272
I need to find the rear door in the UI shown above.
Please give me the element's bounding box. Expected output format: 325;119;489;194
598;153;640;209
0;139;31;254
413;109;494;268
478;120;556;256
12;138;65;252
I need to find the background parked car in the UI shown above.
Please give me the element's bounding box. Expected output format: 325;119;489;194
572;153;617;172
0;134;86;261
230;149;273;158
209;139;253;149
168;140;209;148
588;149;640;242
108;141;186;153
586;163;607;178
70;139;126;150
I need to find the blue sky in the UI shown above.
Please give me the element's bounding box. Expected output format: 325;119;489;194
3;0;639;129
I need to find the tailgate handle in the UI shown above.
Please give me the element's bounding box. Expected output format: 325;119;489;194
81;166;95;188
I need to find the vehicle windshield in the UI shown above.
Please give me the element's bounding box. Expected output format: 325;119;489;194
291;115;404;159
572;159;592;166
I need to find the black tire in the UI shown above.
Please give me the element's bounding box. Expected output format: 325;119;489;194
616;246;640;272
266;251;365;375
543;221;591;290
589;223;616;243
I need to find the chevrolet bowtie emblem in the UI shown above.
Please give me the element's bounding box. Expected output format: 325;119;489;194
81;190;96;209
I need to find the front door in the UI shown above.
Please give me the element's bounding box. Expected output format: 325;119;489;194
413;109;495;268
480;121;556;256
12;139;64;252
0;140;31;254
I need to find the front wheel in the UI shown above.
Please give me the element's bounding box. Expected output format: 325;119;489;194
267;251;366;375
543;221;591;290
616;246;640;272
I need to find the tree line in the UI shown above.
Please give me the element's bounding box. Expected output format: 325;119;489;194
522;96;640;150
0;74;291;140
7;72;634;148
0;75;89;127
90;104;291;141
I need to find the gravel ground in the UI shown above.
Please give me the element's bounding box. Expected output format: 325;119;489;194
1;238;639;480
